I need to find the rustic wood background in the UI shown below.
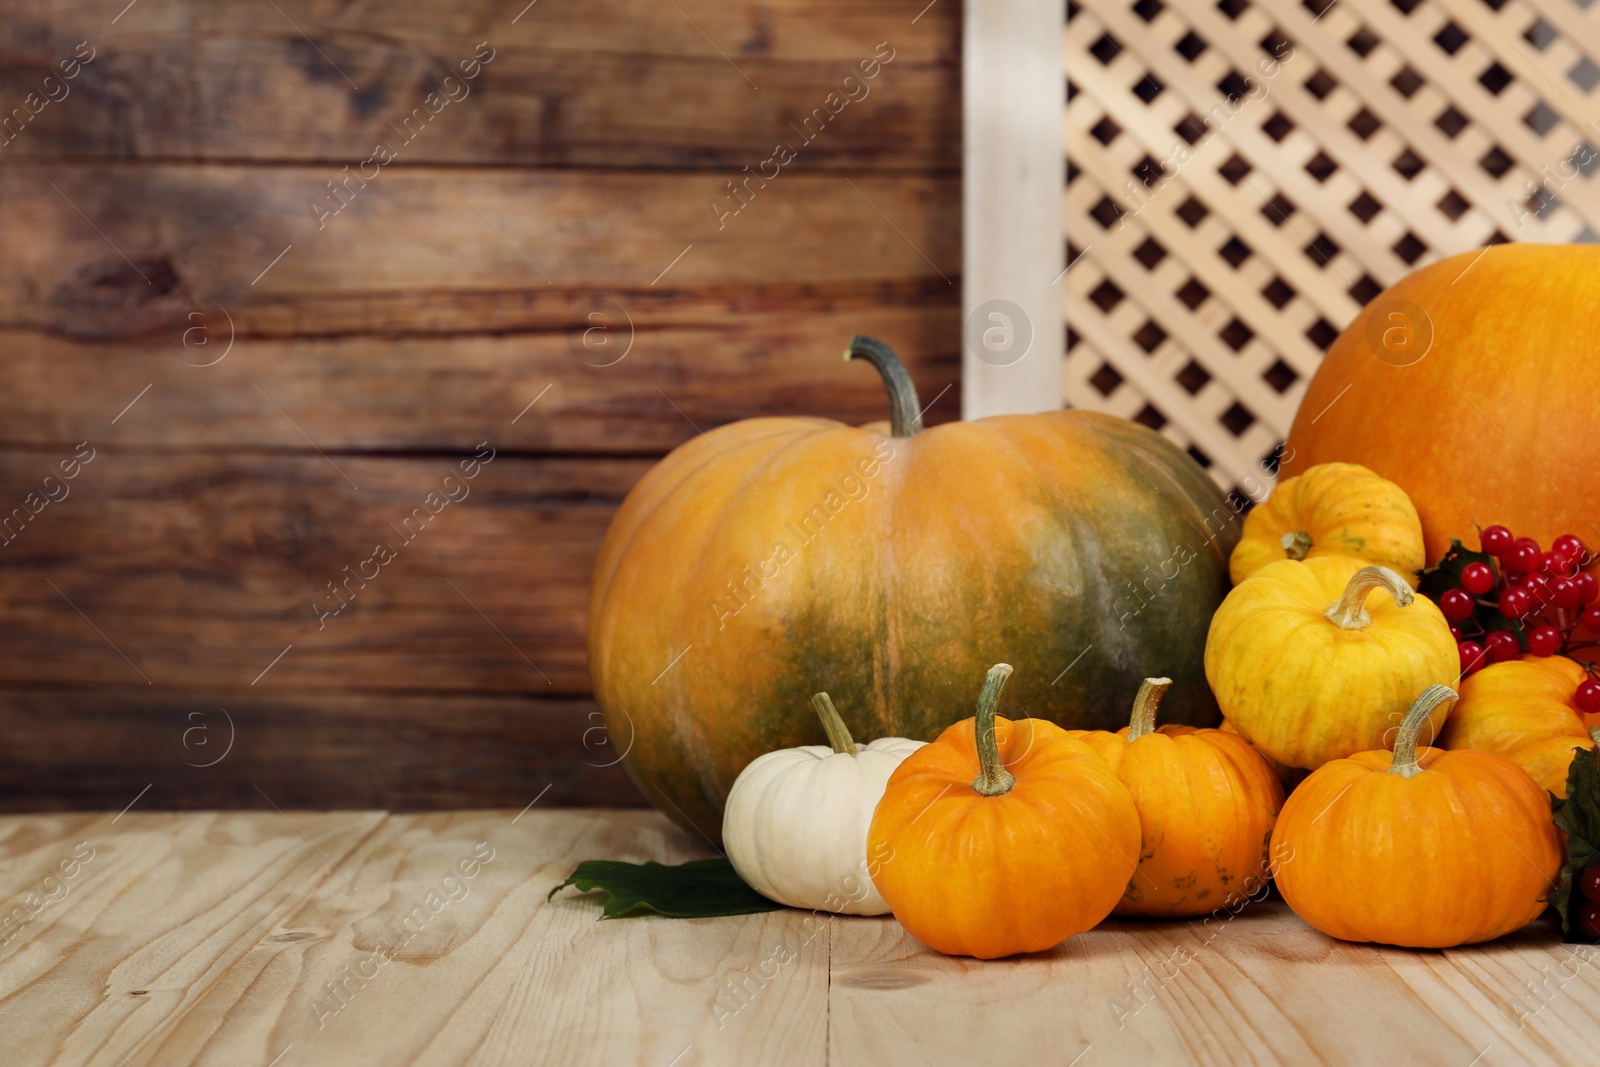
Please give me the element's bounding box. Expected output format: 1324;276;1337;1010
0;0;961;811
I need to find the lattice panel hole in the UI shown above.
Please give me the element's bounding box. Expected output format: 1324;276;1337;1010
1262;276;1296;309
1134;404;1168;431
1176;278;1211;310
1133;321;1169;353
1390;66;1425;98
1220;403;1255;437
1219;318;1254;352
1262;359;1299;394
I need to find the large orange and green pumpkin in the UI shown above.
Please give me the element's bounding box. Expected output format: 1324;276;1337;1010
589;337;1239;843
1282;243;1600;563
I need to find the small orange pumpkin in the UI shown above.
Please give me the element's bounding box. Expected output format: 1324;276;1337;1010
1065;678;1283;917
1272;685;1562;948
867;664;1140;958
1440;655;1596;797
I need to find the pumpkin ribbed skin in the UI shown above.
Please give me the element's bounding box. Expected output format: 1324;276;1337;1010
1204;556;1457;770
1229;462;1424;587
1065;723;1283;917
1282;244;1600;562
867;715;1140;958
1440;655;1594;797
1272;745;1561;947
1220;718;1307;794
591;408;1236;842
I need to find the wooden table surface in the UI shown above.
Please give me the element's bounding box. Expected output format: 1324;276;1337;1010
2;808;1596;1066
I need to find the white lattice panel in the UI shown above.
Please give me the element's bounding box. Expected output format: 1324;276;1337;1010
1064;0;1600;497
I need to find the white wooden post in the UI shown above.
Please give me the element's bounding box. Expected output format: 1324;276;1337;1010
962;0;1067;418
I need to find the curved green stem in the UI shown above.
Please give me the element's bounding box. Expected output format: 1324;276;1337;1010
1388;684;1458;778
811;692;857;756
845;335;923;438
1126;677;1173;741
1324;565;1413;630
969;664;1016;797
1281;531;1313;561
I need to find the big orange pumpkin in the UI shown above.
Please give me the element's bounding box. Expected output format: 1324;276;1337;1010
590;337;1237;842
1282;243;1600;563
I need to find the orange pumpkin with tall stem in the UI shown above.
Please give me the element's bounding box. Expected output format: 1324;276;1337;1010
1273;685;1561;948
868;664;1140;958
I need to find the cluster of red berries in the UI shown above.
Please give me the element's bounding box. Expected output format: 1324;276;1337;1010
1433;526;1600;709
1575;868;1600;940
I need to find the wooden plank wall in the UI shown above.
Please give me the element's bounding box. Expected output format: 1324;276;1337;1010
0;0;961;810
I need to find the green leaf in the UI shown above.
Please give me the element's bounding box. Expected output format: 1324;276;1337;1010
546;858;784;919
1552;747;1600;942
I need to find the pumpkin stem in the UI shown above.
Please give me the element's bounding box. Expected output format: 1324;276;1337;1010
969;663;1016;797
811;692;858;756
845;335;924;438
1125;677;1173;741
1324;565;1413;630
1281;531;1313;561
1388;684;1458;778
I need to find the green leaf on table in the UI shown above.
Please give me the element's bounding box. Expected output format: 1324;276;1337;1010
547;858;784;919
1551;746;1600;942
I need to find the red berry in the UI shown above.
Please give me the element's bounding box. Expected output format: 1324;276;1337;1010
1525;572;1553;602
1542;551;1576;577
1579;900;1600;941
1460;562;1496;595
1582;866;1600;904
1508;542;1542;574
1448;623;1464;642
1500;587;1533;619
1583;603;1600;631
1578;572;1599;605
1554;534;1588;562
1481;525;1514;555
1553;575;1583;609
1577;680;1600;716
1528;626;1562;657
1485;630;1521;663
1440;588;1476;621
1458;640;1487;675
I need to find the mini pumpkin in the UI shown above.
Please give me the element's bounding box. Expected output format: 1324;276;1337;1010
1065;678;1283;917
1205;556;1458;770
1229;462;1426;587
867;664;1140;958
1440;655;1596;797
1272;684;1562;948
723;693;923;914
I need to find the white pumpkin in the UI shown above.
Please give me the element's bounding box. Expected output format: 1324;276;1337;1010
723;693;923;915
